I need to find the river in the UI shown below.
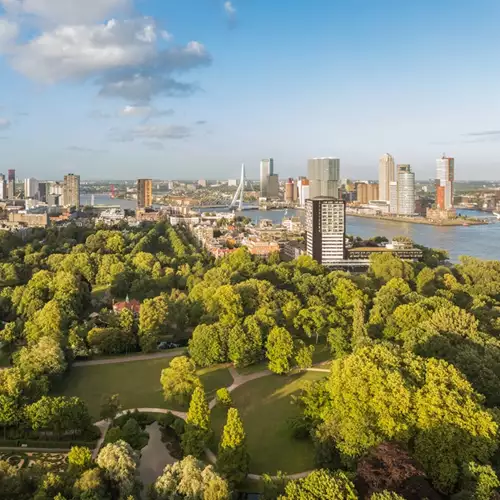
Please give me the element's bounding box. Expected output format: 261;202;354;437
81;195;500;262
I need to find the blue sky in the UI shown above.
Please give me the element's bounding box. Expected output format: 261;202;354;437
0;0;499;180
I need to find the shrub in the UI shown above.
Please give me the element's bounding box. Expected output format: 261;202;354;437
216;388;232;406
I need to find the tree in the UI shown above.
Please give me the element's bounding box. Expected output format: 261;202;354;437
295;343;314;370
160;356;202;404
120;308;135;334
182;387;212;457
0;322;19;352
456;462;500;500
0;395;19;439
228;323;262;368
15;336;67;378
73;468;106;499
100;394;122;422
266;327;295;374
139;295;169;351
279;469;358;499
294;306;332;345
217;408;249;484
189;323;228;367
87;327;137;355
96;440;139;499
370;253;415;283
68;446;93;473
150;456;230;500
351;298;369;348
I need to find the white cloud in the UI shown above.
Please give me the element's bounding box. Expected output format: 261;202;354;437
0;118;11;130
224;1;236;16
0;18;19;52
110;124;191;142
0;0;131;24
120;105;174;118
12;18;158;82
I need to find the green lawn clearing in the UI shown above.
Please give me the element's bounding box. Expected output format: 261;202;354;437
211;371;327;475
53;358;233;420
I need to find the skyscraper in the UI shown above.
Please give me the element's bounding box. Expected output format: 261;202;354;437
63;174;80;208
355;182;379;204
379;153;395;202
260;159;274;198
24;178;39;199
137;179;153;209
436;155;455;210
307;158;340;199
297;178;310;207
0;174;6;200
306;197;346;265
396;165;416;215
389;181;398;214
7;169;15;199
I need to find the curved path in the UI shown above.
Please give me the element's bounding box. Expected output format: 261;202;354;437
92;364;330;480
74;349;186;367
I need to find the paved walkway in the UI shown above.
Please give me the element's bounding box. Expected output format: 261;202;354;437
73;350;185;367
92;363;331;479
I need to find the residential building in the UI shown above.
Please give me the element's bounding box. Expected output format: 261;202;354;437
397;165;416;215
244;239;280;258
228;179;238;187
389;181;398;214
307;158;340;199
63;174;80;208
436;155;455;210
7;169;15;199
24;178;39;199
305;197;346;265
297;178;310;207
137;178;153;209
198;179;207;188
379;153;395;201
355;182;379;204
285;178;295;202
9;211;49;228
283;241;305;260
0;174;6;200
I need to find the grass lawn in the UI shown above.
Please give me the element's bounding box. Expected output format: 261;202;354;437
235;361;268;376
211;371;327;475
53;359;233;420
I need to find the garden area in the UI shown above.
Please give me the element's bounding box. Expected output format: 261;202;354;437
211;371;327;475
52;357;233;419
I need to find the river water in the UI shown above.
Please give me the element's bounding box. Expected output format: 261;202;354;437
81;195;500;262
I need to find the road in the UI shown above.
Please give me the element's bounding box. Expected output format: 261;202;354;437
72;349;186;367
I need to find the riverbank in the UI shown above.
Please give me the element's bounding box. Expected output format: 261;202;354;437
347;212;488;226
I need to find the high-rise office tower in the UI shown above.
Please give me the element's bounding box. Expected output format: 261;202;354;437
7;169;15;199
260;158;274;198
38;182;47;203
63;174;80;208
267;174;279;199
307;158;340;199
137;179;153;209
379;153;395;201
24;178;39;199
436;155;455;210
396;165;416;215
0;174;6;200
306;197;346;265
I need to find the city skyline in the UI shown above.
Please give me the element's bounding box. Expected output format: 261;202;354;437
0;0;499;179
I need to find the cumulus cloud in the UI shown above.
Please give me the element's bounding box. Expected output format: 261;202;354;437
4;17;211;101
0;118;11;130
0;0;131;24
464;130;500;136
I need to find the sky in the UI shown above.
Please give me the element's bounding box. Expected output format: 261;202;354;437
0;0;499;181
